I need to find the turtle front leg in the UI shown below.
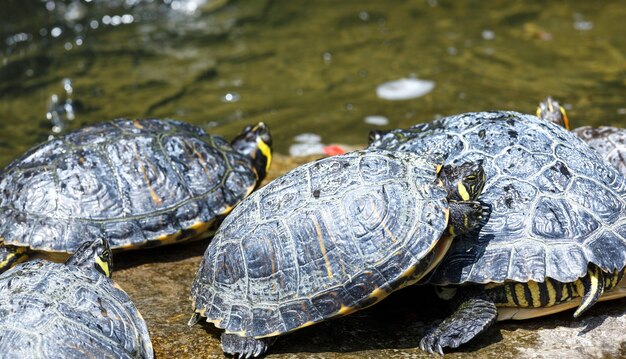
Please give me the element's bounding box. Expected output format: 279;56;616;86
447;201;485;236
221;333;275;359
0;244;30;274
420;291;497;355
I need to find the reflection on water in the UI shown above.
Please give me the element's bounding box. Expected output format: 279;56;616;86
1;0;625;164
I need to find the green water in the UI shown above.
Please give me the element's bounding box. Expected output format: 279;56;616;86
1;0;625;164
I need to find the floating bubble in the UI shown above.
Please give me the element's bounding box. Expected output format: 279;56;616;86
111;15;122;26
376;78;435;100
322;52;332;63
289;143;326;157
64;1;86;22
62;78;73;94
121;14;135;24
6;33;30;46
290;133;323;156
293;133;321;144
222;92;240;103
50;27;62;38
482;30;495;40
171;0;204;13
574;13;593;31
364;115;389;126
574;20;593;31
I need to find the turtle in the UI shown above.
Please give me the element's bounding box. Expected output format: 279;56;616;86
537;96;626;175
0;238;153;358
0;118;272;273
189;149;486;358
368;111;626;354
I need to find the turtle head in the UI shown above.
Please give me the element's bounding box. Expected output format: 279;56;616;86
537;96;570;130
368;130;389;145
438;162;486;236
65;238;112;278
231;122;273;185
439;162;486;202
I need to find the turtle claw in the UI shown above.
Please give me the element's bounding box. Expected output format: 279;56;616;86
187;312;200;326
419;328;445;356
221;333;273;358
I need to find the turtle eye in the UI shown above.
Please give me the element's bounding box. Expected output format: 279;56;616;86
100;249;111;261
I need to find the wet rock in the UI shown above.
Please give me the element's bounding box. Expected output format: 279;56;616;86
112;154;626;358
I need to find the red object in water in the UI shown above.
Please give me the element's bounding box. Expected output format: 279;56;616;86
323;145;346;156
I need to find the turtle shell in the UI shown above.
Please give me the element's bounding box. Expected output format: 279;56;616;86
573;126;626;176
0;118;258;252
0;259;153;358
369;111;626;285
191;150;450;338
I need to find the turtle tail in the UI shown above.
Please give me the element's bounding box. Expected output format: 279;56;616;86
0;244;30;274
573;264;605;318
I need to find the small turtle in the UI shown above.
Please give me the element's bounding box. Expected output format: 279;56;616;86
189;149;486;358
0;119;272;273
0;238;153;358
369;111;626;354
538;96;626;174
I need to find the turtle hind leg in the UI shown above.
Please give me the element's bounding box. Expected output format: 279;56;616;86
573;264;606;318
419;291;497;355
0;244;30;274
221;333;274;359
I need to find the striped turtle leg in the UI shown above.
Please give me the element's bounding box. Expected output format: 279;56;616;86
419;291;498;355
0;244;30;274
220;333;275;359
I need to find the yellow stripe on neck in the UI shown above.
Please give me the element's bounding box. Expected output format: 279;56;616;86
457;182;470;201
95;256;111;277
256;137;272;173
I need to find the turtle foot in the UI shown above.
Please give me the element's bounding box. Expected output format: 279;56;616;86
419;292;497;354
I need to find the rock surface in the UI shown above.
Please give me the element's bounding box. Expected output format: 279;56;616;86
112;154;626;359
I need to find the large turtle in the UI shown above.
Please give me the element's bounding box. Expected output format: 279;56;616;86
189;149;486;358
0;238;153;358
368;111;626;354
538;96;626;174
0;119;272;273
